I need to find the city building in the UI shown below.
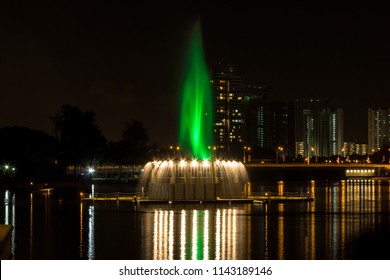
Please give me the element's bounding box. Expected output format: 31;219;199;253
269;101;296;157
368;108;390;153
211;65;245;154
296;98;344;157
244;86;295;159
320;107;344;157
211;65;348;160
244;85;269;150
295;141;304;157
343;141;367;156
356;143;368;155
295;98;322;157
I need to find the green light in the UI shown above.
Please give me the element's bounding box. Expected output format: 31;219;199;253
179;19;213;160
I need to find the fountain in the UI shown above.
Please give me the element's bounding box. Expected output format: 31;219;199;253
138;20;250;201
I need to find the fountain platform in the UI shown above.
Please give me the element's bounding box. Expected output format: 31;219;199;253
137;159;250;201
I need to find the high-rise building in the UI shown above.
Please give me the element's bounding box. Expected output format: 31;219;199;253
269;101;296;157
330;108;344;156
244;86;295;158
244;85;269;149
296;98;322;157
296;98;343;157
211;65;245;154
320;107;344;157
368;108;390;153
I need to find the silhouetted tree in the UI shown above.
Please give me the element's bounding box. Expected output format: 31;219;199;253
50;105;107;175
148;141;160;159
104;140;126;165
120;120;150;165
0;126;59;181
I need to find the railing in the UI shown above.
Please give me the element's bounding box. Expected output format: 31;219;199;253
80;192;141;200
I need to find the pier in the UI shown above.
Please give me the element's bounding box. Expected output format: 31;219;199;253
248;191;314;202
80;191;314;204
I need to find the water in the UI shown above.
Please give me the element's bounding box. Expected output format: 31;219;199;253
179;19;213;160
1;179;389;260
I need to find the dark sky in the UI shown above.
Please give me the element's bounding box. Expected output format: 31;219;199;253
1;1;390;147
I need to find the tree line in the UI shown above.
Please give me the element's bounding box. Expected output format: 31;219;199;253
0;104;156;182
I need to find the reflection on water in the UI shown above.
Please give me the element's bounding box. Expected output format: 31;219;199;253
87;205;95;259
1;179;390;259
80;205;248;260
3;190;15;258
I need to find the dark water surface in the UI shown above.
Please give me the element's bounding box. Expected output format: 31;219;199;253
1;179;389;260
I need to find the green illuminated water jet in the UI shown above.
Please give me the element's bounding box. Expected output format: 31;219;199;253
137;20;250;202
179;20;213;160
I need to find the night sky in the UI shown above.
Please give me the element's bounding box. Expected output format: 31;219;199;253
1;2;390;147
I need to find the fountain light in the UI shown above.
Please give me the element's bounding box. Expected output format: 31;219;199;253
191;159;198;167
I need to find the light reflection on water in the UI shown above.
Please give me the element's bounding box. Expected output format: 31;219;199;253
93;207;247;260
1;179;390;260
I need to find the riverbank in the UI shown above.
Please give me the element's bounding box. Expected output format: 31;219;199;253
0;176;138;194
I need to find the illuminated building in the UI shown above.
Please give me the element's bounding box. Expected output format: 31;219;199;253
296;98;322;157
296;98;343;157
356;143;367;155
244;85;269;150
321;107;343;157
211;65;245;154
269;101;296;157
244;86;295;158
296;141;304;157
343;141;368;156
368;108;390;153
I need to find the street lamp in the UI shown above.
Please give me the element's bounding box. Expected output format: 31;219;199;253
276;146;283;164
87;167;95;180
208;146;217;159
169;145;180;151
243;146;251;163
387;148;390;164
169;145;180;158
310;147;317;163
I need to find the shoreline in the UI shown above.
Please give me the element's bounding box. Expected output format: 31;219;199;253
0;177;139;193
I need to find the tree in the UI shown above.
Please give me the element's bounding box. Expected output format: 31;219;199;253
50;104;107;174
120;120;150;165
148;141;161;159
0;126;59;181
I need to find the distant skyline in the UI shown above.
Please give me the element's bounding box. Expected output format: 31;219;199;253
1;2;389;147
